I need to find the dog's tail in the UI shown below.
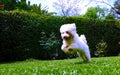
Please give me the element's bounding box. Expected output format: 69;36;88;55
80;34;87;44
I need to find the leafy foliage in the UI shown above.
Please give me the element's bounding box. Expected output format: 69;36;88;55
0;0;51;15
0;0;16;10
0;11;120;62
105;14;115;20
39;32;60;59
95;40;107;57
83;7;106;19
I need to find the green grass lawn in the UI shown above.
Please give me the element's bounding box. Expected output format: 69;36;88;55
0;56;120;75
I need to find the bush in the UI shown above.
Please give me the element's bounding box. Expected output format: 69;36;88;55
0;11;66;61
39;32;60;60
0;11;120;61
95;40;107;57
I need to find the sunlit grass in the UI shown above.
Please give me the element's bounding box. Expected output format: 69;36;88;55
0;56;120;75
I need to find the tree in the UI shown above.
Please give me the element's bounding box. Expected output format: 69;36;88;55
113;0;120;19
0;0;17;10
30;4;48;15
16;0;29;10
83;7;98;18
53;0;92;16
114;0;120;14
0;0;52;16
83;6;106;19
105;14;115;20
92;0;119;19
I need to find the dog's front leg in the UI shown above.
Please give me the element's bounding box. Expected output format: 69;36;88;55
61;45;71;53
61;44;66;50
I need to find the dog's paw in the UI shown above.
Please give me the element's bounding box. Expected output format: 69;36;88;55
68;48;73;51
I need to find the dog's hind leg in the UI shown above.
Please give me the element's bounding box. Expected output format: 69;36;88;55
84;55;90;62
85;51;91;62
77;51;88;62
80;54;87;62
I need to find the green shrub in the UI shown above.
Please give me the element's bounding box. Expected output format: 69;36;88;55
39;32;60;60
95;40;107;57
0;11;120;61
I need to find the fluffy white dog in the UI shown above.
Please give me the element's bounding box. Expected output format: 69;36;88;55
60;23;91;62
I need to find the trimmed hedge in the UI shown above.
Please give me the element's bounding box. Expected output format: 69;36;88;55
65;17;120;56
0;11;120;61
0;11;66;61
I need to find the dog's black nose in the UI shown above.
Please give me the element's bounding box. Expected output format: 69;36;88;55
63;36;65;38
63;36;69;39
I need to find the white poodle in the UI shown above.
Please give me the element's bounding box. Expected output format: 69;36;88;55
60;23;91;62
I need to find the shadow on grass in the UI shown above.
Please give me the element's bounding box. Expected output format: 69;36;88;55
0;61;18;64
74;61;91;64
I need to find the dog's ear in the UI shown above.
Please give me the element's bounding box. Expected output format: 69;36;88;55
71;23;76;30
71;23;76;27
71;23;76;31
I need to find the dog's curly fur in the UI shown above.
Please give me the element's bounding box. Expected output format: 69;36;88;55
60;23;91;62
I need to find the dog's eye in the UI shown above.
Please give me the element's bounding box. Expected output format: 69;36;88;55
66;31;69;33
61;32;64;34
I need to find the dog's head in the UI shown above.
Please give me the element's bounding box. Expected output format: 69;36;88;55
60;23;76;40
